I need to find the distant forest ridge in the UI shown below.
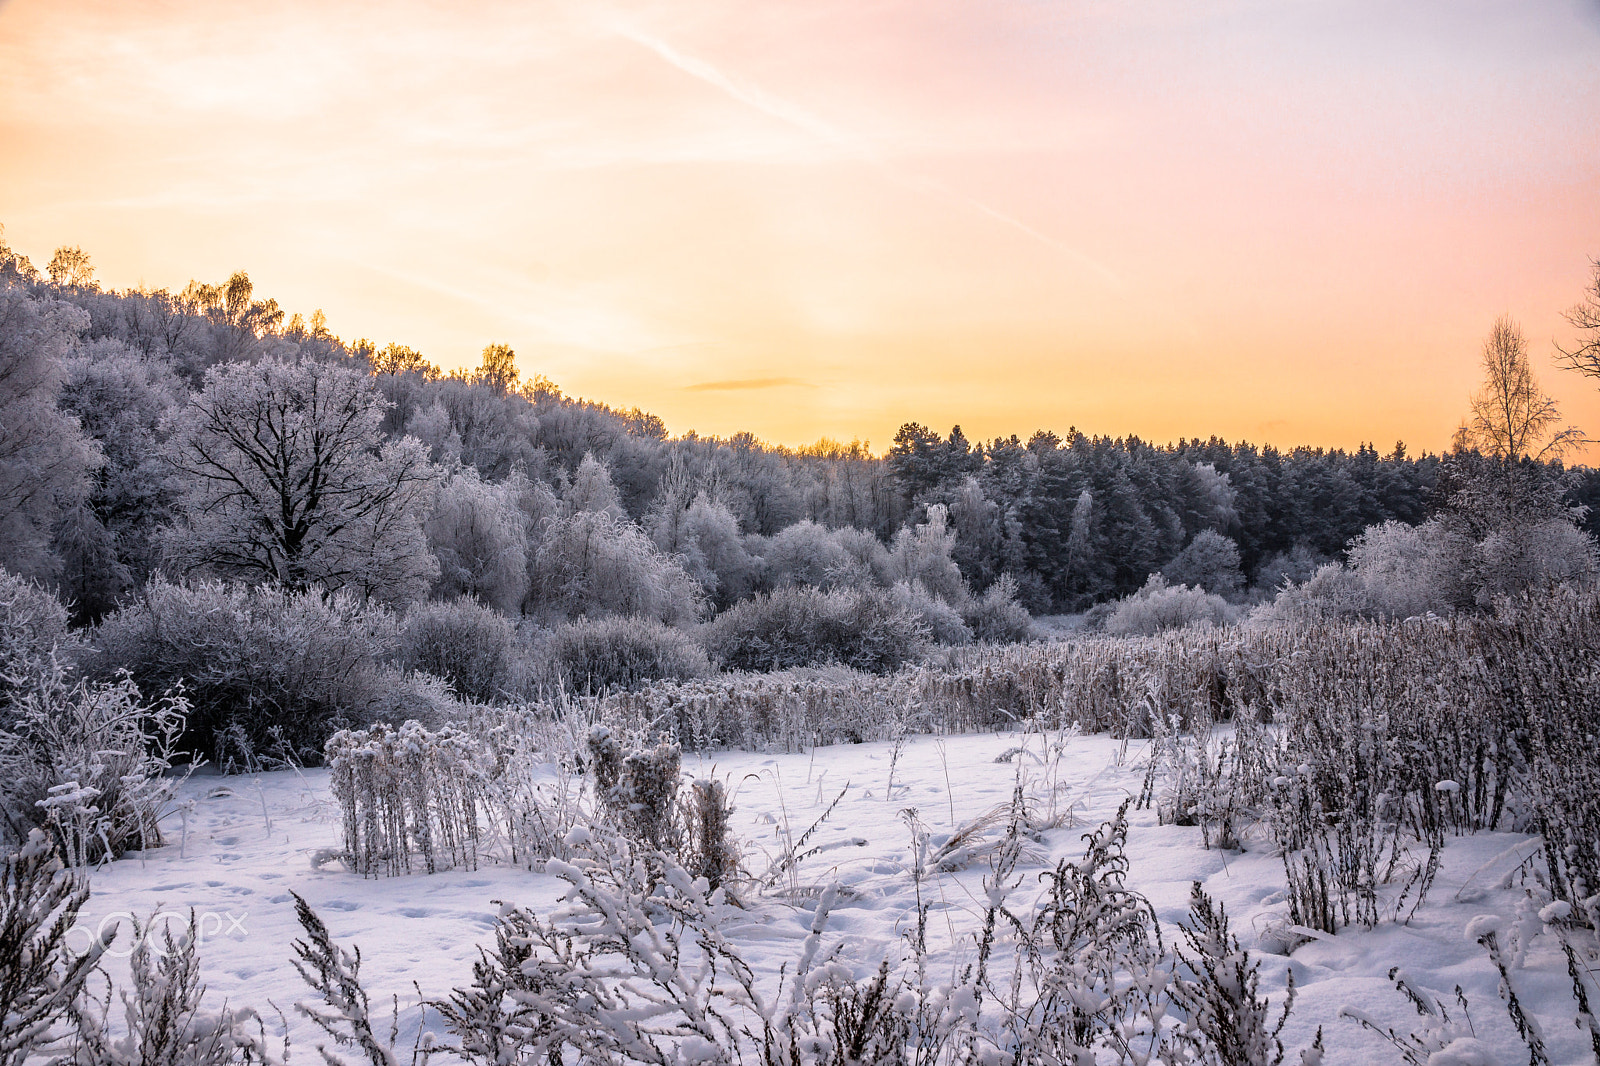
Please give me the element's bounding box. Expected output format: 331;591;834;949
5;231;1598;615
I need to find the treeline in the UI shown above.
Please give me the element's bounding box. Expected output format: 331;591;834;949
4;229;1598;626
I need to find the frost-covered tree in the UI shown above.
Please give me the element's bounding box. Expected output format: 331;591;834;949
0;226;40;284
0;287;99;581
756;519;856;590
1161;530;1244;598
177;271;284;366
565;452;626;519
887;504;969;607
54;340;186;619
529;507;704;626
425;468;529;613
647;456;758;609
162;358;439;606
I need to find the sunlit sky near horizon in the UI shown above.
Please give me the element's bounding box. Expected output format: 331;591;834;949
3;0;1598;457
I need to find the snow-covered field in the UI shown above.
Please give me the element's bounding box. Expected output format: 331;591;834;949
76;728;1594;1064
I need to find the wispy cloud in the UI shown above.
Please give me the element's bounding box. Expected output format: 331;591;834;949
683;376;813;392
608;17;1121;286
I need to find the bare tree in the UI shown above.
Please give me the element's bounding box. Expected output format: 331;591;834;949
162;358;439;606
1556;257;1600;381
1454;315;1582;460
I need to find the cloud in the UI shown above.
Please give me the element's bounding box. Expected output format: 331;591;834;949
609;17;1121;285
682;376;814;392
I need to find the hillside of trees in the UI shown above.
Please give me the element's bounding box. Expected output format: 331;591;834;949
12;230;1596;632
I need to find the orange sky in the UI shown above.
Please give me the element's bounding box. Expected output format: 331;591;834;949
3;0;1598;457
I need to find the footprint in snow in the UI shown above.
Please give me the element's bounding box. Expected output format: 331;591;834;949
321;899;360;911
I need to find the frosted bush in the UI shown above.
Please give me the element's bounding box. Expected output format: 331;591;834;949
756;519;857;590
586;727;682;853
398;597;519;704
1345;519;1472;616
961;572;1033;643
1103;575;1237;637
888;580;972;645
0;830;106;1066
0;661;189;863
69;912;279;1066
1263;513;1598;622
0;568;73;716
1473;517;1597;603
90;576;400;762
1252;543;1329;595
702;585;931;674
542;615;710;694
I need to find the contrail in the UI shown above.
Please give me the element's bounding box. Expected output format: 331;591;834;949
610;19;1122;287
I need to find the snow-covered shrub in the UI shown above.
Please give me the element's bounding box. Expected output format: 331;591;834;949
1251;543;1329;596
0;568;72;717
69;912;279;1066
888;580;972;645
961;572;1033;643
1251;561;1373;624
431;903;555;1064
0;830;106;1066
1340;968;1486;1066
398;597;518;704
89;577;399;761
1473;517;1598;604
436;827;756;1064
289;893;404;1066
470;703;586;871
0;663;189;863
1169;882;1309;1066
542;615;711;694
755;519;858;590
702;585;931;674
1345;519;1473;617
1103;575;1237;637
1010;801;1171;1062
1160;530;1245;598
1263;514;1598;623
326;720;487;876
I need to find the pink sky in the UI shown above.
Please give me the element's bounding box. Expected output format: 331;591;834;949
3;0;1598;456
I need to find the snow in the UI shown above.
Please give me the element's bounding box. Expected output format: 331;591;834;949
75;728;1599;1064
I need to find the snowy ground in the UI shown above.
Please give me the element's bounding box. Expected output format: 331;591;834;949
77;728;1596;1064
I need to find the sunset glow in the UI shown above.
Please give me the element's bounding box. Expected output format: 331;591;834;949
3;0;1598;455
